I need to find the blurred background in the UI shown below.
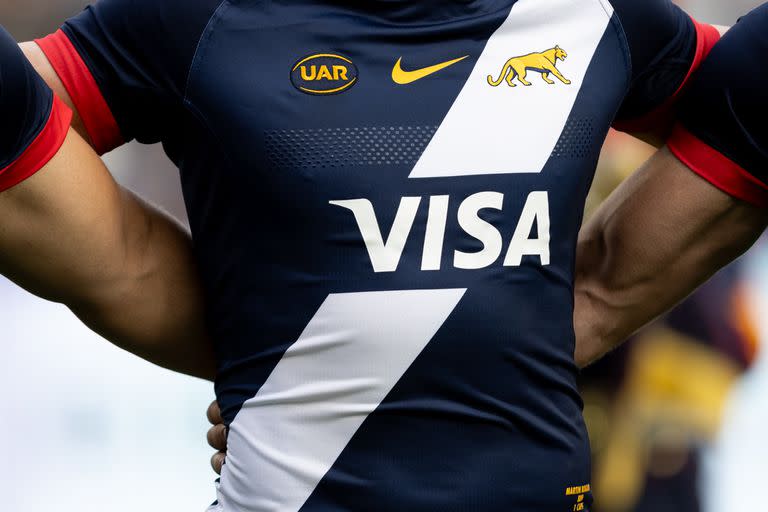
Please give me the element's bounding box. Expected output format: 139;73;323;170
1;1;766;511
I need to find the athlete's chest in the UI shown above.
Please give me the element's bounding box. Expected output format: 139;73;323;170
187;0;625;184
182;0;629;282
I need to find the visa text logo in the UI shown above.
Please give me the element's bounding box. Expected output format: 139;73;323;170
331;192;550;273
291;53;358;96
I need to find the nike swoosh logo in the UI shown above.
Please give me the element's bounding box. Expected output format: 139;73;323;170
392;55;470;85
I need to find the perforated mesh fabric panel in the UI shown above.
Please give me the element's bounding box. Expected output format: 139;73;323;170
265;126;438;168
551;118;595;159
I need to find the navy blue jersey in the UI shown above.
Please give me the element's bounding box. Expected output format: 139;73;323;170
19;1;717;510
669;4;768;207
0;25;71;191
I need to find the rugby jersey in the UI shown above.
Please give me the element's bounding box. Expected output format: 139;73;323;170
1;1;719;509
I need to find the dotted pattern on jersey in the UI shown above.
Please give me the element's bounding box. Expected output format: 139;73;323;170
265;126;438;168
551;118;595;159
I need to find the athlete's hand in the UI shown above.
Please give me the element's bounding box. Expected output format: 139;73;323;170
207;400;228;474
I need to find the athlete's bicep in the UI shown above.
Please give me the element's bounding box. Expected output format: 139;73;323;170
1;24;142;303
1;127;216;379
1;26;139;300
1;25;214;378
0;128;128;303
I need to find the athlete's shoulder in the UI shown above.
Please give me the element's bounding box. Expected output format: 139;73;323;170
609;0;721;132
608;0;718;80
669;5;768;207
61;0;224;79
65;0;224;28
609;0;678;25
35;0;223;151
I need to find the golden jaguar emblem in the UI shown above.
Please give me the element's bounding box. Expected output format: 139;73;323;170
487;46;571;87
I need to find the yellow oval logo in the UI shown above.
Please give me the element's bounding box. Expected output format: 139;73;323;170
291;53;358;96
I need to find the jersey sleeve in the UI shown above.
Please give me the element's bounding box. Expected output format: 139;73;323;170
610;0;721;133
0;25;73;193
35;0;222;155
668;5;768;208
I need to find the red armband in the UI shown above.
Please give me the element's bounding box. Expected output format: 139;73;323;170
36;30;123;155
0;95;73;193
613;19;722;134
668;124;768;208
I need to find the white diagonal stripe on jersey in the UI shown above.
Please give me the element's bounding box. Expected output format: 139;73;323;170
409;0;613;178
215;289;467;511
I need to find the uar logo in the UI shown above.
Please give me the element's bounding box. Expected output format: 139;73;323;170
291;53;358;95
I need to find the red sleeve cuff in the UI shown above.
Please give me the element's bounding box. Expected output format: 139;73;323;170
0;95;73;193
668;124;768;208
613;19;722;134
36;29;123;155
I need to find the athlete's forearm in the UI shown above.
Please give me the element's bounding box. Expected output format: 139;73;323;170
574;147;767;368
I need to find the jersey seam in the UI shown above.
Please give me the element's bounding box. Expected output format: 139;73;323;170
183;0;229;102
179;0;235;168
181;98;235;169
59;25;173;143
600;0;633;94
328;1;525;29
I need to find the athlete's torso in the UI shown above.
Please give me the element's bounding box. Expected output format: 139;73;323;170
175;2;629;510
34;0;701;509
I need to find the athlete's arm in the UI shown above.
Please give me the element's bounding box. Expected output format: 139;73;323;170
0;26;215;380
1;131;216;380
574;148;766;367
575;5;768;367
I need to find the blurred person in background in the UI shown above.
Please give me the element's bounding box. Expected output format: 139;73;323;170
579;265;755;512
702;238;768;512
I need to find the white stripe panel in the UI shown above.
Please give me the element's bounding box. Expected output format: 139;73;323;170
409;0;613;178
215;289;467;511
